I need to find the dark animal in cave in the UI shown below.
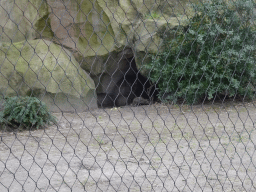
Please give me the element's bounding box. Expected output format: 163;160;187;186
97;74;157;108
97;93;115;108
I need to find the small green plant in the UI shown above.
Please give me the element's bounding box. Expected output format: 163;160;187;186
146;0;256;104
96;136;105;145
81;179;88;187
145;11;161;19
0;96;57;130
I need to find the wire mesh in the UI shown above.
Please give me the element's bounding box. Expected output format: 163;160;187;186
0;0;256;191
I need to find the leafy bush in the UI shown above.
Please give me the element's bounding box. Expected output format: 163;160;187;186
147;0;256;104
0;96;57;130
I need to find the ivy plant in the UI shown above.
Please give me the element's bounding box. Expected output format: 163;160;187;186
146;0;256;104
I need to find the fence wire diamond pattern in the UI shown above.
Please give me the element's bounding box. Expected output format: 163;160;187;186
0;0;256;191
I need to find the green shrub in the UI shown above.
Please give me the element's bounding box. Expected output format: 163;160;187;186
146;0;256;104
0;96;57;130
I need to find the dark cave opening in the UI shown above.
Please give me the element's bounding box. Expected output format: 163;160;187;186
97;56;158;108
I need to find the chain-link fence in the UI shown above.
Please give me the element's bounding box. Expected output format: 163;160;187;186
1;0;256;191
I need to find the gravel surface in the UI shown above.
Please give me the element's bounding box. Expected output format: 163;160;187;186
1;101;256;191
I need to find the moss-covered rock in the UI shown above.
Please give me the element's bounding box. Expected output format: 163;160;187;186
0;0;196;97
47;0;194;75
0;40;97;112
0;0;53;42
47;0;196;88
0;0;200;109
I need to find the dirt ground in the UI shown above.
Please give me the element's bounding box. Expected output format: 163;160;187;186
1;101;256;192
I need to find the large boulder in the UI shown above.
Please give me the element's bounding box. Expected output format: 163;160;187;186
0;40;97;112
0;0;53;42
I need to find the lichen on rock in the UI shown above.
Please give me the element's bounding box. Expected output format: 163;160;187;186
0;0;53;42
0;39;97;112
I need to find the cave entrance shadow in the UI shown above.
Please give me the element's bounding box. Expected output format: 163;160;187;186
97;56;158;108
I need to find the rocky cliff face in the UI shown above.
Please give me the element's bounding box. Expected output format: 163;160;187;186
47;0;193;80
0;0;195;110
